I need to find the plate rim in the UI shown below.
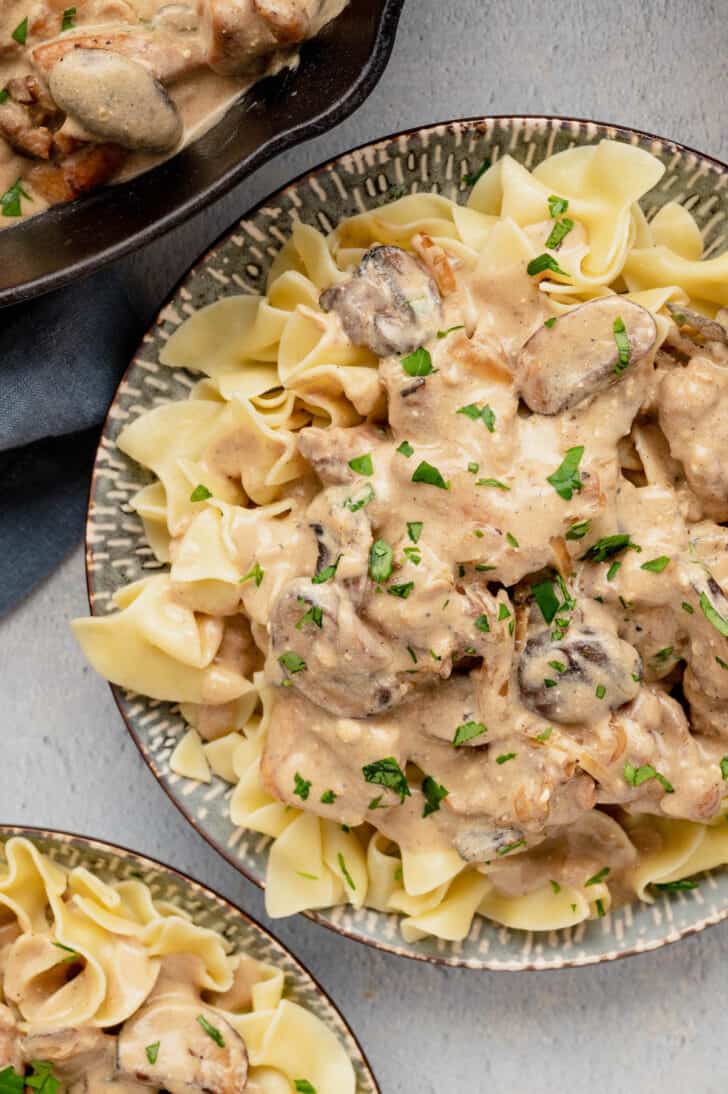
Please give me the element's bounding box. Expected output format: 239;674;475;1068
0;823;381;1089
85;113;728;971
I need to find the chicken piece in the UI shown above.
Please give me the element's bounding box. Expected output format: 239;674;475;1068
117;954;248;1094
298;423;387;487
319;245;442;357
27;141;126;203
20;1028;146;1094
516;297;657;415
49;50;182;151
31;31;205;84
659;356;728;520
203;0;320;76
0;99;53;159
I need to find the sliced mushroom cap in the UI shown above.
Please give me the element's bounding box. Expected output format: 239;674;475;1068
21;1027;110;1082
319;246;442;357
667;302;728;344
117;1001;247;1094
518;624;642;724
48;50;183;152
516;297;657;415
454;825;525;863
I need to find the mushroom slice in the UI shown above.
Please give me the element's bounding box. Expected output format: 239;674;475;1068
454;826;525;863
667;303;728;344
516;297;657;414
518;624;642;725
117;999;247;1094
31;32;205;84
48;50;182;152
319;245;442;357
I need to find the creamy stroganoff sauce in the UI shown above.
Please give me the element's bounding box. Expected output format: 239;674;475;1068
0;0;344;225
197;223;728;898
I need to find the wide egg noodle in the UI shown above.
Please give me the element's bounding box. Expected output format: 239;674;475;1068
72;140;728;943
0;838;356;1093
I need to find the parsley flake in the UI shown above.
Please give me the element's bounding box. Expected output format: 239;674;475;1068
654;879;698;892
453;721;488;747
544;316;557;328
362;757;410;801
293;772;311;800
475;613;490;632
348;453;373;476
240;561;264;587
397;440;414;457
550;879;561;894
279;651;306;674
532;579;560;624
476;477;509;490
496;752;516;765
464;157;491;186
197;1015;225;1048
369;539;393;583
613;316;631;373
595;684;606;699
312;555;341;584
145;1044;160;1066
566;519;591;541
407;521;423;543
412;461;449;490
294;1081;317;1094
585;867;610;887
11;18;28;44
437;324;465;338
699;590;728;637
388;582;414;599
337;852;356;890
61;7;77;30
548;195;569;217
547;446;584;500
422;775;449;817
320;789;336;804
497;838;526;857
545;216;574;250
641;556;671;573
401;347;435;376
526;253;570;278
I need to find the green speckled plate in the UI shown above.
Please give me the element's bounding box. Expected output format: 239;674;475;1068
86;116;728;969
0;826;378;1091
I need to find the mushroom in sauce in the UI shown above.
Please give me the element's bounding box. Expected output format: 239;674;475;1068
516;297;657;415
319;245;442;356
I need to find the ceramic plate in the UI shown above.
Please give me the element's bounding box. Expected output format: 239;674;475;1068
86;116;728;969
0;825;378;1091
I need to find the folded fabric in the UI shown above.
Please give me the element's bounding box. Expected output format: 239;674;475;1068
0;268;145;615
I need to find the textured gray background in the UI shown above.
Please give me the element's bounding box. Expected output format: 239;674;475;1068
3;1;728;1091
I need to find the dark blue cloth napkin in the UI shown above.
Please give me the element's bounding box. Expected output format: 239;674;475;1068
0;269;145;616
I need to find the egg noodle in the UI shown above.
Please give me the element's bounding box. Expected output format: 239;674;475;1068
0;836;356;1093
73;140;728;942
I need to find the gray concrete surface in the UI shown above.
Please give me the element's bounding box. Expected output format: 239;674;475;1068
3;1;728;1091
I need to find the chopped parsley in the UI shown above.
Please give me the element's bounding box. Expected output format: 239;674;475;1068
294;1081;317;1094
23;1063;58;1094
388;582;414;599
718;656;728;671
476;477;509;490
654;879;698;892
421;775;449;817
548;660;566;673
546;445;584;500
401;347;435;376
464;157;491;186
475;613;490;632
468;462;480;474
721;757;728;780
544;316;557;329
453;721;488;747
595;684;606;699
412;460;449;489
320;789;336;804
240;561;264;587
11;18;28;45
545;216;574;250
337;852;356;890
295;602;323;629
457;403;496;431
403;545;421;564
344;485;375;511
581;534;634;563
535;727;553;742
544;678;557;688
369;539;393;583
368;795;385;809
653;646;674;663
297;871;319;880
595;898;606;918
407;645;418;663
550;879;561;894
396;440;414;457
699;590;728;637
606;560;621;581
437;324;465;338
196;1015;225;1048
526;253;570;278
548;195;569;217
640;556;671;573
624;763;674;793
312;555;341;584
278;651;306;674
585;866;610;887
496;752;516;765
566;519;591;541
532;579;560;624
61;7;77;30
362;757;410;801
0;90;8;105
189;483;212;502
506;532;519;548
613;316;631;373
681;601;695;614
52;941;79;962
348;453;373;476
407;521;423;543
497;603;511;621
293;772;311;800
145;1043;160;1066
497;838;526;857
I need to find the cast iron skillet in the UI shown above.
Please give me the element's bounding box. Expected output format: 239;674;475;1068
0;0;404;308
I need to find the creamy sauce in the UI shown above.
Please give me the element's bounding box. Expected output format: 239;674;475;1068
186;233;728;898
0;0;345;226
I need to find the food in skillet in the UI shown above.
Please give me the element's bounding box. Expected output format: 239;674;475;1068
0;0;345;224
73;139;728;940
0;836;356;1093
